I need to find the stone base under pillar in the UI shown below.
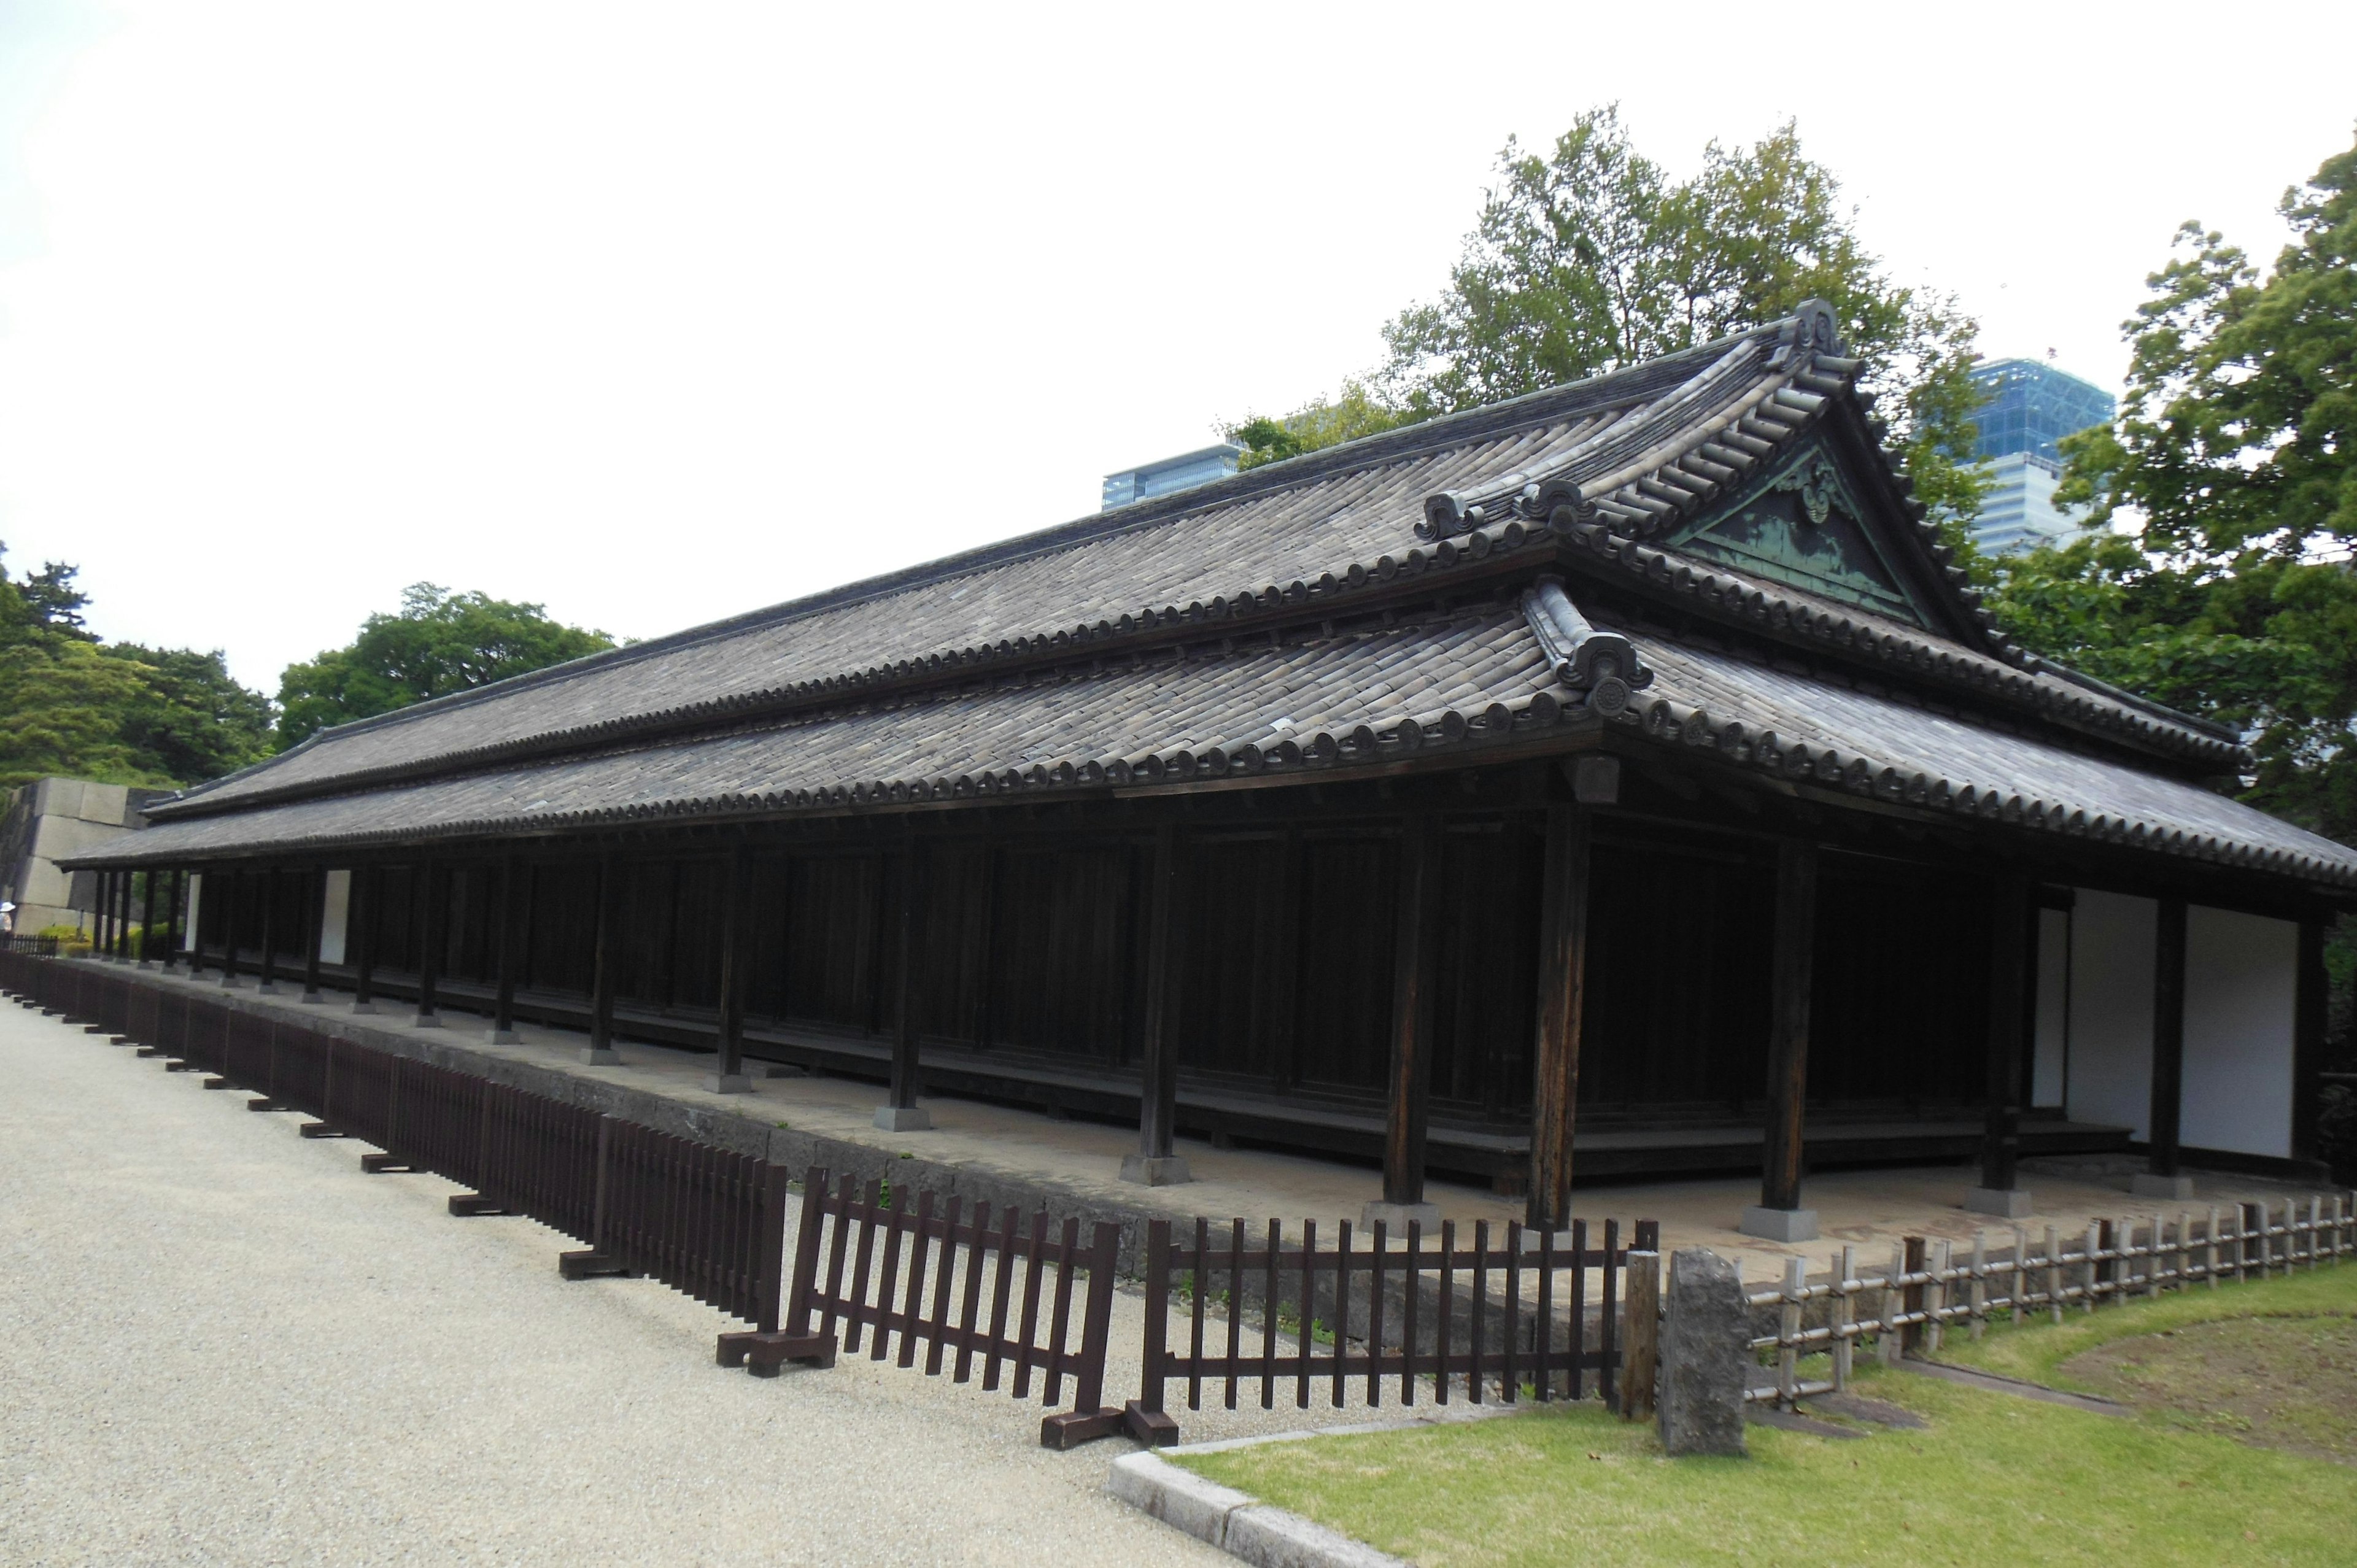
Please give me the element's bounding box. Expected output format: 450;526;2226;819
1740;1205;1819;1243
2132;1172;2197;1200
873;1105;931;1131
487;1028;520;1044
1360;1200;1442;1233
579;1048;621;1066
1965;1187;2034;1219
704;1073;753;1095
1120;1154;1192;1187
349;1001;376;1014
412;1011;442;1029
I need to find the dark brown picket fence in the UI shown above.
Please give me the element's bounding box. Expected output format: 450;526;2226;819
0;953;789;1332
719;1167;1124;1448
1126;1213;1660;1445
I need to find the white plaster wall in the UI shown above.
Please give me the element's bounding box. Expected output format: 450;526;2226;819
2180;906;2296;1159
2065;889;2156;1138
183;873;201;951
2030;906;2070;1108
319;870;351;965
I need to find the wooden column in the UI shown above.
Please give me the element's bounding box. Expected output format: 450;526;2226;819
876;836;930;1128
300;866;325;1002
218;869;244;987
104;870;122;959
414;860;443;1026
95;870;113;957
1973;871;2033;1209
1376;811;1442;1220
350;866;378;1013
138;868;159;967
708;849;753;1094
1122;822;1190;1185
1527;803;1593;1232
2143;895;2189;1189
256;870;281;993
585;854;619;1064
490;856;521;1043
1745;838;1818;1240
120;871;136;960
2292;913;2328;1170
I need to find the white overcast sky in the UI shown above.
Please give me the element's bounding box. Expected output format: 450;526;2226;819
0;1;2351;692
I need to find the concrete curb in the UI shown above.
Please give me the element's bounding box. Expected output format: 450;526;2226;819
1107;1453;1411;1568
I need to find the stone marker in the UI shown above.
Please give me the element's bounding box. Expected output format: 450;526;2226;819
1658;1248;1748;1458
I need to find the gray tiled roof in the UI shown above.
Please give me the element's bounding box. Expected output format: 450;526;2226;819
153;312;2220;822
80;307;2353;891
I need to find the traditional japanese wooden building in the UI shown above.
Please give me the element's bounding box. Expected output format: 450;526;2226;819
68;305;2353;1239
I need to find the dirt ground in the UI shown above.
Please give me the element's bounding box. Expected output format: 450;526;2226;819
2063;1316;2357;1465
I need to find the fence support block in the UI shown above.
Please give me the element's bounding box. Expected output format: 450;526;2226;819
1122;1402;1181;1447
716;1329;837;1375
247;1099;295;1112
557;1249;630;1280
360;1153;416;1172
298;1122;346;1139
1040;1408;1125;1450
447;1194;510;1216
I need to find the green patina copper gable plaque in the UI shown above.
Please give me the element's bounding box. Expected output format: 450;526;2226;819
1667;441;1932;627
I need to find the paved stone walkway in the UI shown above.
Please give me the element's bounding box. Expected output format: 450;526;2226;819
0;1001;1272;1566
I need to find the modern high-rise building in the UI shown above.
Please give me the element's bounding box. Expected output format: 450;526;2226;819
1102;442;1243;511
1968;358;2116;555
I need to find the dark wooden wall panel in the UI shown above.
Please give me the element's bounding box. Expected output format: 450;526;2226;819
1430;822;1541;1114
1581;836;1773;1113
1810;859;1989;1106
1179;835;1283;1078
991;842;1131;1060
781;853;882;1032
524;860;598;995
914;843;992;1045
1293;834;1396;1092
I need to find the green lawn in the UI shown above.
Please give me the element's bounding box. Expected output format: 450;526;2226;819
1174;1264;2357;1568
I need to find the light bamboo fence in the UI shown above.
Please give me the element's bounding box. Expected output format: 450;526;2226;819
1743;1192;2356;1407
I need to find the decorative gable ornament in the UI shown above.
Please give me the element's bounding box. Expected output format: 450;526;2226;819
1667;438;1934;628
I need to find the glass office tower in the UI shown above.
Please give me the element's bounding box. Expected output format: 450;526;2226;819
1968;358;2116;555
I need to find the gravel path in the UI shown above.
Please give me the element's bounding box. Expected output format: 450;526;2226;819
0;1001;1269;1566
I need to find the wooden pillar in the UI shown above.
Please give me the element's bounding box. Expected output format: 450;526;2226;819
414;860;443;1026
2292;913;2328;1169
138;868;159;967
1374;811;1442;1222
256;870;281;993
875;836;929;1128
1121;822;1190;1186
120;870;136;960
584;854;619;1064
218;869;244;988
708;849;753;1094
300;867;325;1002
350;865;378;1013
490;855;521;1043
1527;803;1592;1232
104;870;122;959
2138;895;2191;1197
1972;871;2034;1212
1744;838;1818;1240
95;870;113;957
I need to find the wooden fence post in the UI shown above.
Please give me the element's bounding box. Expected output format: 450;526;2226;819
1124;1221;1179;1446
1899;1237;1925;1358
1040;1222;1125;1449
1622;1251;1659;1420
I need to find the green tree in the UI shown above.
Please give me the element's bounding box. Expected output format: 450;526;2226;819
1229;380;1412;470
1229;108;1985;527
101;643;277;784
276;583;618;751
1986;129;2357;841
0;637;159;787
